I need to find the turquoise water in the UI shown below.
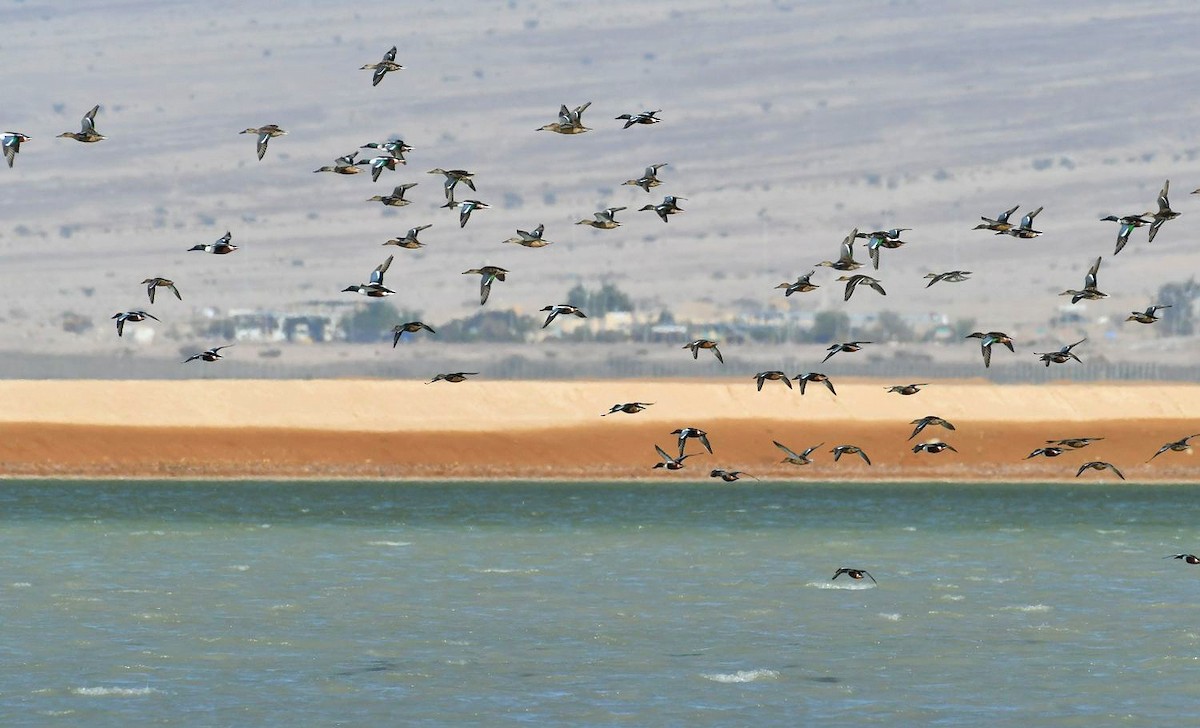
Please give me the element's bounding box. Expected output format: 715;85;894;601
1;480;1199;726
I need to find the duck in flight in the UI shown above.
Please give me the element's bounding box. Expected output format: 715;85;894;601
1075;461;1124;480
538;102;591;134
603;402;653;416
774;440;822;465
427;168;476;199
361;45;403;86
887;383;927;396
924;270;971;287
384;224;432;249
973;204;1020;232
615;109;661;128
361;139;413;158
753;370;792;391
240;124;286;160
504;224;554;248
342;255;395;297
776;271;818;296
1127;304;1170;324
2;132;30;168
1166;554;1200;564
58;104;105;143
622;163;668;192
141;277;182;304
445;198;489;228
576;207;626;229
112;310;159;337
1025;447;1065;459
1149;433;1200;462
639;195;685;223
189;231;237;254
832;567;876;584
837;274;885;301
831;445;871;465
461;266;508;305
428;372;478;384
362;154;404;182
672;427;713;458
653;444;696;470
909;416;955;440
1101;213;1153;255
540;304;586;328
1147;179;1180;243
1046;437;1103;449
314;152;362;174
816;229;862;271
368;183;418;207
183;345;233;363
710;469;756;483
684;339;723;364
1000;206;1042;238
794;372;836;395
822;341;870;364
1060;257;1105;304
855;228;909;269
392;321;435;346
1036;338;1085;367
912;441;957;454
965;331;1014;368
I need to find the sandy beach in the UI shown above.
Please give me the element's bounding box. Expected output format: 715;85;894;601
0;379;1195;481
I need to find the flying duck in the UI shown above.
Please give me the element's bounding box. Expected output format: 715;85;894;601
363;154;404;182
384;224;432;249
622;163;668;192
1149;433;1200;462
576;207;626;229
615;109;662;128
909;416;955;440
1147;179;1180;242
973;204;1020;232
653;444;696;470
887;383;927;396
141;277;181;304
461;266;508;305
1127;304;1170;324
1046;437;1103;449
342;255;394;297
603;402;653;416
1025;447;1065;459
428;372;479;384
445;198;489;227
1100;214;1153;255
831;445;871;465
504;224;554;247
537;102;592;134
774;440;822;465
1075;461;1125;480
683;339;723;363
183;345;233;363
1166;554;1200;564
638;195;685;223
367;182;418;207
392;321;435;346
837;274;886;301
112;310;159;337
1059;257;1105;303
912;441;958;454
822;340;871;363
1036;338;1085;367
58;105;105;143
427;168;476;199
793;372;836;395
832;568;877;584
776;271;819;296
1000;206;1043;238
188;231;238;254
361;46;403;86
753;370;792;391
540;304;586;328
855;228;910;269
965;331;1014;368
239;124;286;160
2;132;30;168
361;139;413;157
924;270;972;287
710;469;756;483
816;229;863;271
314;152;362;174
672;427;713;458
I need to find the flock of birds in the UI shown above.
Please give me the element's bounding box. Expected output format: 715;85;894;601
2;44;1197;493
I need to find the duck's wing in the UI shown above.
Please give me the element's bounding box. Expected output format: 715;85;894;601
699;433;713;454
1158;179;1171;213
773;441;801;459
655;444;673;464
981;343;992;368
712;346;723;364
81;105;100;134
997;204;1019;224
867;279;886;296
370;256;393;286
1085;257;1101;289
1148;216;1168;243
857;449;872;465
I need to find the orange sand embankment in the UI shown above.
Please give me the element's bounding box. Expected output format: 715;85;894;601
0;380;1196;481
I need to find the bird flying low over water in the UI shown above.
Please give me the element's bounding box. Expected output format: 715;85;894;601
391;321;435;346
683;339;723;364
837;274;885;301
924;270;971;287
1127;304;1170;324
461;266;508;305
112;310;159;337
2;132;30;168
974;204;1020;232
342;255;394;297
1075;461;1124;480
615;109;661;128
1060;257;1105;304
912;441;957;454
999;206;1042;238
653;444;696;470
831;445;871;465
58;104;105;143
428;372;478;384
188;231;237;254
361;45;403;86
141;277;181;304
753;371;792;391
1166;554;1200;564
384;224;432;249
822;341;871;364
672;427;713;458
1036;339;1085;367
603;402;653;416
1101;214;1152;256
538;102;592;134
240;124;286;160
183;345;233;363
794;372;836;396
909;416;955;440
368;182;418;207
576;207;626;229
965;331;1014;368
1148;434;1200;462
776;271;818;296
540;304;586;328
710;469;756;482
774;440;822;465
1147;179;1180;243
833;567;876;584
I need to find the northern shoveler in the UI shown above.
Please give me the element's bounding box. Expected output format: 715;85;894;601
240;124;286;160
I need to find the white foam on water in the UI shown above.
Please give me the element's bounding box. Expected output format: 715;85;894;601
941;594;965;601
474;568;541;574
807;581;873;590
1005;604;1052;613
367;541;411;547
10;582;31;588
878;612;902;621
229;565;250;571
71;686;160;697
701;669;780;684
